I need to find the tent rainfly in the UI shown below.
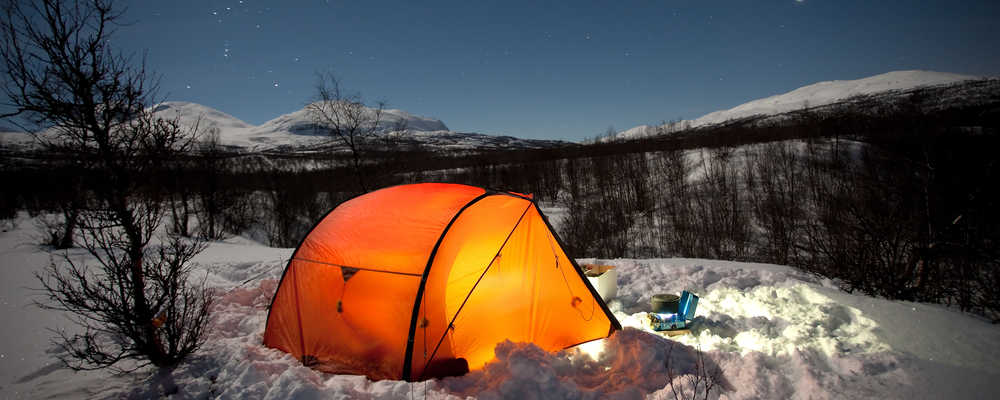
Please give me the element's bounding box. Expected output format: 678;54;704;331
263;183;621;381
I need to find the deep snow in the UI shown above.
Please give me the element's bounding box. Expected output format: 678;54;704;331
1;213;998;399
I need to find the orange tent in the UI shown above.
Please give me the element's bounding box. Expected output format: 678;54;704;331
263;183;620;381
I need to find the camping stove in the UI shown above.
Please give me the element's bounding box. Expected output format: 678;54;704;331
647;312;687;331
647;291;698;332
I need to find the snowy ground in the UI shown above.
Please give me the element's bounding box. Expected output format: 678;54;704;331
1;213;999;399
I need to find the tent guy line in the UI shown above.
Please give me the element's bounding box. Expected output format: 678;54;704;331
237;257;423;287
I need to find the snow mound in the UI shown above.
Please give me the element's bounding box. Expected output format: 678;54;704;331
606;259;886;358
438;328;720;400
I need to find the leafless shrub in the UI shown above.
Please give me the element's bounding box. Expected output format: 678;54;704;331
3;0;211;370
38;234;211;371
665;341;725;400
307;71;386;193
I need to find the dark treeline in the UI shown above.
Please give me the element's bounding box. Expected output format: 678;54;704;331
3;85;999;320
549;93;1000;321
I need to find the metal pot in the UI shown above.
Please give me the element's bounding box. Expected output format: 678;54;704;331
650;294;680;314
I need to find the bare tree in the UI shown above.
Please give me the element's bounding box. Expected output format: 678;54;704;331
692;147;750;260
382;117;408;148
604;125;617;142
653;149;695;257
193;126;230;240
35;196;81;249
307;71;386;193
2;0;211;370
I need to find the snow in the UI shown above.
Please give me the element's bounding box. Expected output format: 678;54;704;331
169;101;449;151
1;101;568;153
616;70;981;140
615;125;659;140
152;101;254;132
255;104;448;137
0;101;452;153
0;130;35;150
1;212;999;399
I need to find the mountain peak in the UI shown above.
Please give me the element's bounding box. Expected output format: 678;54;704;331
151;101;254;131
143;101;450;150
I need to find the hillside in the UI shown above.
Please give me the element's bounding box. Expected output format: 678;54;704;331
616;70;985;140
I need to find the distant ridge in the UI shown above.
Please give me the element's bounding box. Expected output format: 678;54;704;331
616;70;981;140
1;101;567;153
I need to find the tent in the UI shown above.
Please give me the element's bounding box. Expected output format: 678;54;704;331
263;183;621;381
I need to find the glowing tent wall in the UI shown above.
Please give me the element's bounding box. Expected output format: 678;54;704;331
263;183;619;381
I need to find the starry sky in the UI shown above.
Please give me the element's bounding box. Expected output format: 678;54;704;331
64;1;1000;140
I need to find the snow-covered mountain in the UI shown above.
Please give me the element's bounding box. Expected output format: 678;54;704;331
253;103;448;137
222;102;459;150
151;101;455;151
1;101;565;152
616;70;984;140
614;124;659;139
145;101;570;152
151;101;254;131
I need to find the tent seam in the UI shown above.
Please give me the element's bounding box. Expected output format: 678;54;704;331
419;201;533;377
401;190;493;381
290;257;423;277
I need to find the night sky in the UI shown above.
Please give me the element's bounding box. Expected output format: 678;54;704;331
52;1;1000;140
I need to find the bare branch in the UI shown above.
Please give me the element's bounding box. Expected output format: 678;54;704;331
306;69;389;193
5;0;211;371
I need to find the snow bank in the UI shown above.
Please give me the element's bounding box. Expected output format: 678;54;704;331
598;258;1000;399
438;328;717;400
